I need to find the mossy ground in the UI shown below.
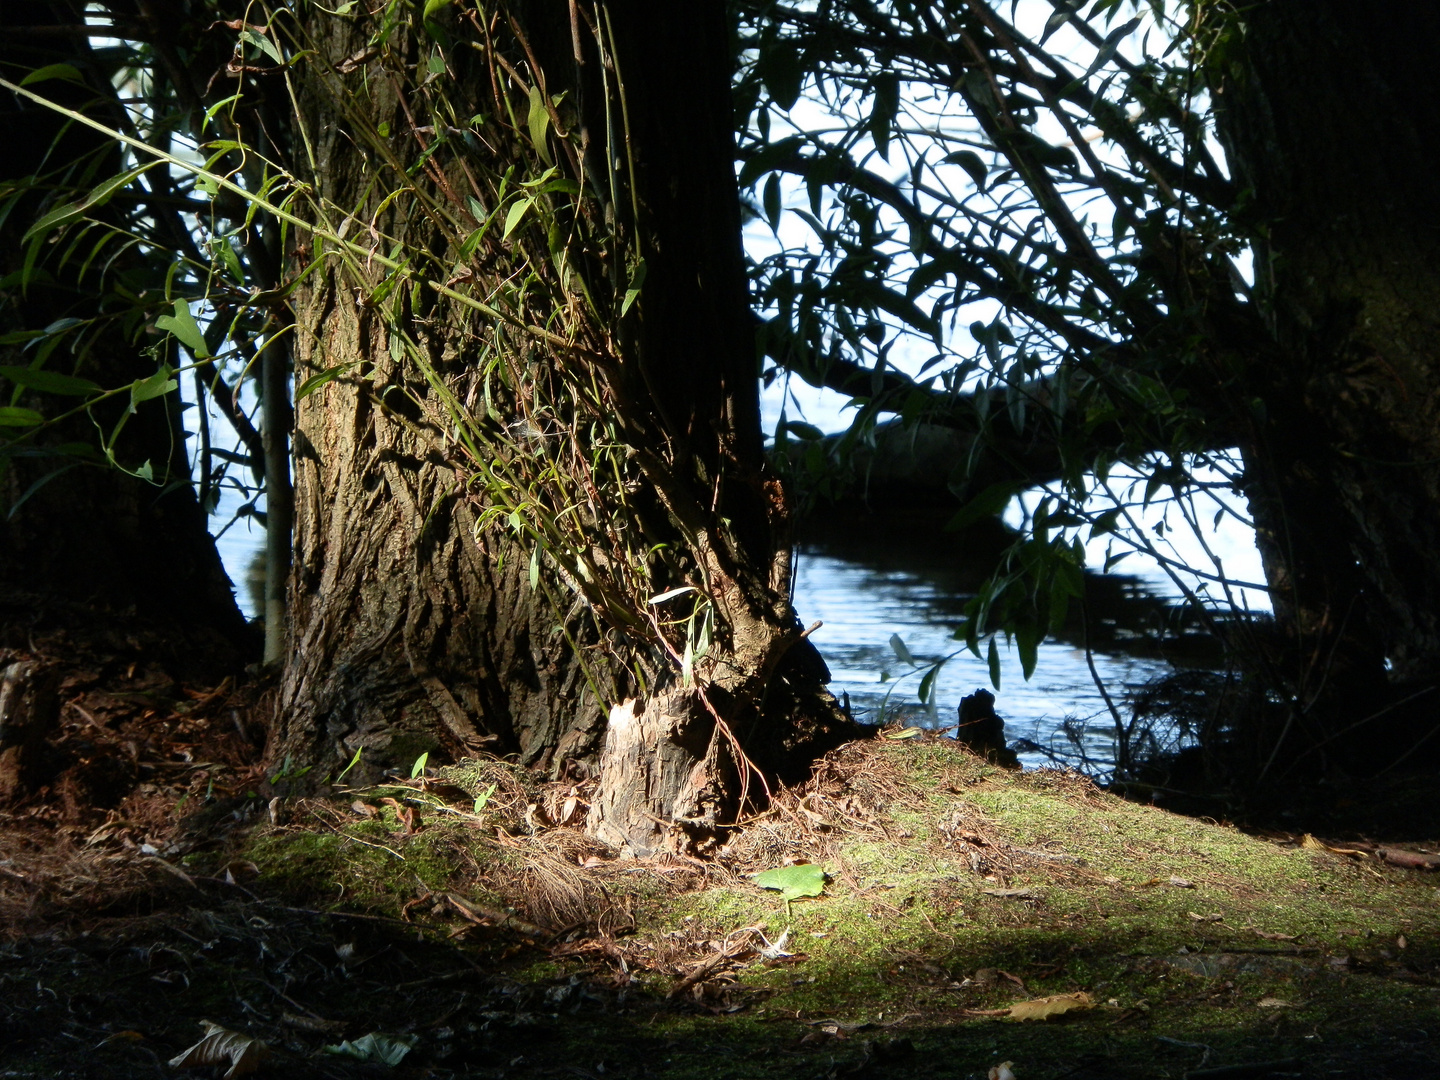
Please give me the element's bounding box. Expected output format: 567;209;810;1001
3;738;1438;1078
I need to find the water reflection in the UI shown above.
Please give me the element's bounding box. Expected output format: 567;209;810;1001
794;549;1173;771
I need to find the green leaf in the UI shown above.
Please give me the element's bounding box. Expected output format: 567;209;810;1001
0;366;101;396
869;73;899;160
240;28;284;66
129;367;178;413
942;150;988;191
620;259;647;317
472;782;496;814
21;200;86;245
918;663;940;706
410;751;429;778
155;299;211;358
756;41;804;111
889;633;915;666
0;407;44;427
945;481;1020;532
295;361;360;400
527;85;552;165
503;197;532;239
1089;508;1121;539
20;64;83;87
1016;625;1039;681
763;173;781;228
755;863;826;902
987;636;1002;690
336;747;364;783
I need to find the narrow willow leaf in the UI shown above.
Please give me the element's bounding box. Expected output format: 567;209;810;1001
987;637;1002;690
21;201;86;245
0;366;100;396
0;407;44;427
889;633;915;666
240;28;284;66
620;259;647;316
503;197;532;239
527;84;552;165
295;361;359;400
20;64;82;86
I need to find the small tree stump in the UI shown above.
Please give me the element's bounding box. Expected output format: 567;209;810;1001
587;690;734;858
0;658;60;801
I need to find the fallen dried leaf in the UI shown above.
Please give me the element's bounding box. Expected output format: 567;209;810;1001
1300;833;1367;857
988;1062;1017;1080
1250;927;1297;941
1256;996;1292;1008
168;1021;270;1079
1007;991;1093;1021
1188;911;1223;922
982;887;1041;900
1168;876;1195;889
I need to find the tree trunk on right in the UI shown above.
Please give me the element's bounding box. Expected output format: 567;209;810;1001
1219;1;1440;771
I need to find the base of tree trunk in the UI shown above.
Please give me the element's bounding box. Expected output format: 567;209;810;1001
0;657;59;802
587;692;737;858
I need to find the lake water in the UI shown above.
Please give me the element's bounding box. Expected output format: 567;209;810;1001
791;550;1172;768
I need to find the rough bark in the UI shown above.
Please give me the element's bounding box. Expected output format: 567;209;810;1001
0;658;59;801
1218;1;1440;764
273;2;856;817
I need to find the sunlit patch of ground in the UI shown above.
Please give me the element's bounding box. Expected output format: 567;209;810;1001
3;736;1439;1078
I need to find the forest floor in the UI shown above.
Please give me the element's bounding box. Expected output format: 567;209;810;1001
2;673;1439;1080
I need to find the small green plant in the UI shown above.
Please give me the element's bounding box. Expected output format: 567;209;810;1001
336;747;363;784
472;782;496;815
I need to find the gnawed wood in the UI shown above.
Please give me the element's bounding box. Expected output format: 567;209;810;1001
587;692;734;858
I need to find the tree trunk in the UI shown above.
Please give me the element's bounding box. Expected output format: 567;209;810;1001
1219;1;1440;769
273;2;855;836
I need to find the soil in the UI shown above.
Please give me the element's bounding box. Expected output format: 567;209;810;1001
3;661;1440;1080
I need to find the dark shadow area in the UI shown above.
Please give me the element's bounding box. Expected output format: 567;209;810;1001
2;884;1438;1079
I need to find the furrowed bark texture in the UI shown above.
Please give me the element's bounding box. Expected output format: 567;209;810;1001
274;3;854;814
1219;1;1440;759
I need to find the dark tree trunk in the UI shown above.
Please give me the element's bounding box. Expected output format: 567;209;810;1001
273;2;855;838
1219;1;1440;769
0;1;255;682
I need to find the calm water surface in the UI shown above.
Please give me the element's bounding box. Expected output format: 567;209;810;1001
792;550;1172;770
